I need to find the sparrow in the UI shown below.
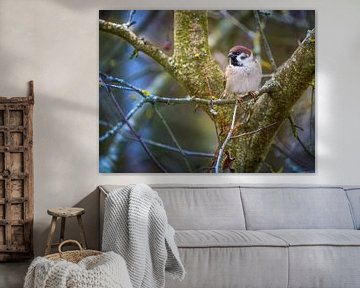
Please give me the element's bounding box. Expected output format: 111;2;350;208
222;45;262;99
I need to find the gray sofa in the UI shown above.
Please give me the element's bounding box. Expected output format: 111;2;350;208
99;185;360;288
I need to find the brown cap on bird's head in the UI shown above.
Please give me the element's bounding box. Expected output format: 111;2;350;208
228;45;252;56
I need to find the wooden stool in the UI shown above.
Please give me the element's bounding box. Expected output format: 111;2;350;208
45;207;87;255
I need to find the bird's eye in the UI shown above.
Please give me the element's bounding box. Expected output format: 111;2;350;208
240;54;248;60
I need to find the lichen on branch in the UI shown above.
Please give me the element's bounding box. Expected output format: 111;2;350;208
99;19;174;74
173;11;224;97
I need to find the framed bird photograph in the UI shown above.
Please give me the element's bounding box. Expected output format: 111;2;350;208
99;10;315;173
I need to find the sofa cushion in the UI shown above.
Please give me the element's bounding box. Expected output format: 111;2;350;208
175;230;288;248
260;230;360;288
241;187;355;230
153;186;246;230
165;247;288;288
261;229;360;246
287;246;360;288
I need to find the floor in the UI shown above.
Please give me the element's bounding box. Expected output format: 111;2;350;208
0;261;30;288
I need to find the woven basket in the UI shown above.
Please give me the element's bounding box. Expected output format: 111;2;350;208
45;240;102;263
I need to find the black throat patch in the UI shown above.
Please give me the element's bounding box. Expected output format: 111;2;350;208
231;57;243;67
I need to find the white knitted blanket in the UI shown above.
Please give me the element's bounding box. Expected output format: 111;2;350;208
102;184;185;288
24;251;133;288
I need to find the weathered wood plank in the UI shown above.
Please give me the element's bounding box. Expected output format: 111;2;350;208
0;81;34;261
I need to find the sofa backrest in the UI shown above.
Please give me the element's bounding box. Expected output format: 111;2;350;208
100;184;246;231
153;185;246;230
100;185;358;232
240;186;355;230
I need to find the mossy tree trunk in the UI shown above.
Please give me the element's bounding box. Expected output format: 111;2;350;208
99;11;315;172
172;11;224;98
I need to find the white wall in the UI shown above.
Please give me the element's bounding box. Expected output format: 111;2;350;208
0;0;359;256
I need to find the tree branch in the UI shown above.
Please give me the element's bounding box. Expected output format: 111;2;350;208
99;19;173;73
100;76;168;172
215;105;238;173
100;72;277;107
233;28;315;172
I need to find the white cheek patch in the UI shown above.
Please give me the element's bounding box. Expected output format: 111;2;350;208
236;52;249;63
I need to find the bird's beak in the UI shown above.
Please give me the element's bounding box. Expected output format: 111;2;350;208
227;52;233;58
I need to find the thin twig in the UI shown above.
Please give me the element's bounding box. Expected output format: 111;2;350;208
254;10;277;71
261;161;276;173
209;100;221;144
126;67;161;82
269;12;310;29
231;122;277;139
99;120;112;128
262;73;274;78
297;136;315;159
102;84;135;93
288;115;315;159
153;104;193;172
99;99;146;142
100;77;167;172
272;143;307;170
215;105;238;173
212;116;221;145
219;10;256;40
310;85;315;148
100;72;143;94
125;10;136;28
122;132;214;158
